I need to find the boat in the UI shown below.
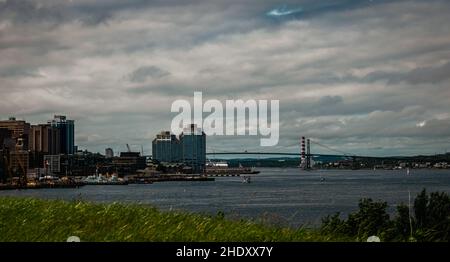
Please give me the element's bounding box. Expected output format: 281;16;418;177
240;168;260;174
242;176;251;183
205;161;260;176
239;163;260;174
83;173;128;185
206;161;229;168
38;175;60;182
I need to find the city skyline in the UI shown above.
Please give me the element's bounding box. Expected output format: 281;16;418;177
1;0;450;156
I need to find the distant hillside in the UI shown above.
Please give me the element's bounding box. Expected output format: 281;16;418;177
214;156;345;168
211;153;450;168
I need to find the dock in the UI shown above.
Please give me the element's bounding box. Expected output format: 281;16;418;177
0;181;84;191
82;181;128;185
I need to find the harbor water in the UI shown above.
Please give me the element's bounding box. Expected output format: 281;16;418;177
1;168;450;227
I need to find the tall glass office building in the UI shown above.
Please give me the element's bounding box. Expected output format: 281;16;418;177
152;125;206;173
152;131;181;163
180;124;206;173
49;115;75;155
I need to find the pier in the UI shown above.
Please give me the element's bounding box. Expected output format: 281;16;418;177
0;181;84;191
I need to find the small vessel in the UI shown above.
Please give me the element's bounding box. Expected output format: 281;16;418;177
406;168;410;175
83;173;128;185
38;175;60;182
205;161;260;176
207;161;229;168
241;170;260;175
239;164;260;174
242;176;251;183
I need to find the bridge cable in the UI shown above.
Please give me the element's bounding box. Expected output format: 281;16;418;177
309;140;356;157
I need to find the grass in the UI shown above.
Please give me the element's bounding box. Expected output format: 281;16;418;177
0;197;349;242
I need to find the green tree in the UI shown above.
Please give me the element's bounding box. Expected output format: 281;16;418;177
412;189;450;241
394;203;412;241
414;189;428;228
351;199;390;240
422;192;450;241
427;192;450;227
320;190;450;242
320;212;346;235
322;198;392;240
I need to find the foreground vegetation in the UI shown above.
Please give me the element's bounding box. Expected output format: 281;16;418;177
321;189;450;242
0;197;342;242
0;189;448;242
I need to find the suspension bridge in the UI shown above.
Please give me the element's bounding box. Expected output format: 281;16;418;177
206;137;408;169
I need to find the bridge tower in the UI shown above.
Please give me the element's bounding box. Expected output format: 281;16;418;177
300;136;306;169
306;138;311;169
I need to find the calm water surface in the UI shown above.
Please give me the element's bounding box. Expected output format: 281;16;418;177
1;168;450;227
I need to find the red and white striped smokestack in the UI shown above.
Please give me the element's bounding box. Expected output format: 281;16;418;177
301;136;306;161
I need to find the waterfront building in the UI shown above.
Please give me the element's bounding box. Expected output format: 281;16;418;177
0;117;30;151
180;124;206;173
44;155;61;174
49;115;75;155
29;124;61;154
152;131;181;163
113;152;147;175
151;125;207;173
61;152;107;176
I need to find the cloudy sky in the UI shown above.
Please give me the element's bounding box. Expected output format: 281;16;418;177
1;0;450;156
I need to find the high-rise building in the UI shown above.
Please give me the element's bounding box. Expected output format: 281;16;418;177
0;117;30;151
0;128;12;149
152;131;181;163
180;124;206;173
49;115;75;155
29;124;61;154
105;148;114;158
151;125;206;173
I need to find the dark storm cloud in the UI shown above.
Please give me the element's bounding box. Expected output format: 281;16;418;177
8;1;177;25
0;0;150;26
0;0;261;27
0;0;94;26
0;0;63;24
362;62;450;85
128;66;170;83
0;66;42;78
